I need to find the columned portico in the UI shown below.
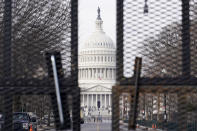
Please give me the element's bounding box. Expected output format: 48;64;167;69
81;93;112;109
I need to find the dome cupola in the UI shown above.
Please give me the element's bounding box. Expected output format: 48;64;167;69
81;7;115;49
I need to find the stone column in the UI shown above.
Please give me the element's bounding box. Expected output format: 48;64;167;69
92;69;94;79
100;94;102;108
81;69;82;78
99;68;101;79
91;94;93;107
83;69;84;79
110;69;111;79
84;69;86;78
90;68;92;79
87;94;89;107
94;68;96;79
104;68;106;79
109;69;111;79
98;68;100;79
84;69;87;78
96;94;98;108
108;69;110;79
87;69;89;78
80;69;82;78
112;69;114;79
97;68;99;79
96;69;98;79
88;68;91;79
105;94;107;108
86;69;88;78
83;94;85;107
109;94;111;106
80;69;81;79
106;69;108;79
83;69;85;78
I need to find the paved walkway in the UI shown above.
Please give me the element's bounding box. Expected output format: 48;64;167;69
37;125;55;131
37;122;165;131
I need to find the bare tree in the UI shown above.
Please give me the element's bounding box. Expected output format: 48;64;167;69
0;0;71;79
142;3;197;78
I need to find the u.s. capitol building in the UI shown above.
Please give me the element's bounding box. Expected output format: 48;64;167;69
78;7;116;115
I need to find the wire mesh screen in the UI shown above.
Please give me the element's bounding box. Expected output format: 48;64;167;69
113;0;197;131
11;0;71;80
123;0;182;78
115;86;197;131
0;0;79;130
0;0;4;78
190;0;197;76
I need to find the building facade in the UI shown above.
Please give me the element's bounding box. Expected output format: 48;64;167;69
78;7;116;115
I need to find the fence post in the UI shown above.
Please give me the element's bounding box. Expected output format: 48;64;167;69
129;57;142;130
3;0;13;130
112;86;120;131
177;88;187;131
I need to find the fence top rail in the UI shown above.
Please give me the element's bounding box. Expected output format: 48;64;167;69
113;85;197;94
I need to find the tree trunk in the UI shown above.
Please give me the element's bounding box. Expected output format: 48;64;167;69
13;96;21;112
47;107;51;126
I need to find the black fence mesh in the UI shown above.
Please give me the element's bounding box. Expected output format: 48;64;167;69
123;0;182;78
0;0;197;130
0;0;79;130
11;0;71;81
114;0;197;131
191;0;197;77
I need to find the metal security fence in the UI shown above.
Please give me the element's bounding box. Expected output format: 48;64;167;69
114;0;197;131
0;0;79;130
0;0;196;131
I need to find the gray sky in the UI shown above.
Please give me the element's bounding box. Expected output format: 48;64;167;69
79;0;116;48
123;0;182;77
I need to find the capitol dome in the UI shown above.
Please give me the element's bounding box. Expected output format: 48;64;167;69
81;8;115;50
82;28;115;49
79;7;116;110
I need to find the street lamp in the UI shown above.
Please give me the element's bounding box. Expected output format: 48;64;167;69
144;0;148;14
